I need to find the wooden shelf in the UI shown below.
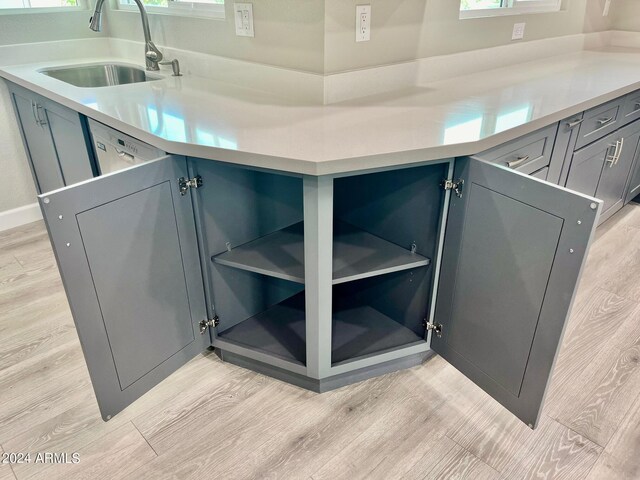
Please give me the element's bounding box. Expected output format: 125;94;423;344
212;221;430;285
217;293;424;366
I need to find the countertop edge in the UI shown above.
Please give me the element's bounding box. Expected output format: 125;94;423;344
3;65;640;177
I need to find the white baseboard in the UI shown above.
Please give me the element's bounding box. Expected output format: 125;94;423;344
0;203;43;232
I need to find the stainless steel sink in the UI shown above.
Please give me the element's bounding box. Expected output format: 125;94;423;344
40;63;159;88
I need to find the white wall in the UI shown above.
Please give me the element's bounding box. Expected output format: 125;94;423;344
324;0;613;73
609;0;640;31
104;0;326;73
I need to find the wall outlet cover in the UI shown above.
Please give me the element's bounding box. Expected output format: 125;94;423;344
356;5;371;43
512;22;526;41
234;3;254;37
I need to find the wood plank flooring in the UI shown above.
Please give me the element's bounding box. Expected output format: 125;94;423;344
0;204;639;479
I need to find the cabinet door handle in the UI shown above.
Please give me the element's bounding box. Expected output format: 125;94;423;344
566;118;583;129
35;104;47;126
31;101;40;126
597;116;614;126
507;155;530;168
615;137;624;165
606;140;621;168
634;102;640;112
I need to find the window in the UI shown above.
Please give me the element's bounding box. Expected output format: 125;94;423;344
0;0;83;11
460;0;561;19
119;0;225;19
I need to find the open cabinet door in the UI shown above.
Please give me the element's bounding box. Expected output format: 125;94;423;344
432;157;602;428
39;155;210;421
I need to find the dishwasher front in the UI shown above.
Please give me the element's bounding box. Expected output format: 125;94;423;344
88;118;165;175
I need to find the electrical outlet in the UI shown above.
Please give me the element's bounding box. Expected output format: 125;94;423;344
356;5;371;42
234;3;254;37
512;22;526;41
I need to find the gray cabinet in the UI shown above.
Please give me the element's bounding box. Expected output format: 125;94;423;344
625;154;640;203
566;120;640;224
476;124;559;179
39;152;601;429
574;98;624;150
9;82;94;193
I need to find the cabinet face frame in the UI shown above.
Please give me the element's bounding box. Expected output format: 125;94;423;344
308;159;455;379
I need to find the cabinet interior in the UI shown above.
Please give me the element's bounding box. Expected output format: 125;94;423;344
330;163;447;365
196;160;447;369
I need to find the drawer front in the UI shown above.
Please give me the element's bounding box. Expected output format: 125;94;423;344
477;124;558;176
619;90;640;128
575;99;623;150
531;167;549;181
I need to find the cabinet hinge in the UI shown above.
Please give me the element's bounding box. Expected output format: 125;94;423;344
423;319;443;338
441;178;464;198
199;315;219;334
179;175;203;196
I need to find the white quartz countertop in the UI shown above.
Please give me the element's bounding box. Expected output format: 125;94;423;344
3;46;640;175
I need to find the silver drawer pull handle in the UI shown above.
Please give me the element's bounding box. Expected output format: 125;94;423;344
507;155;530;168
566;118;583;129
597;116;614;125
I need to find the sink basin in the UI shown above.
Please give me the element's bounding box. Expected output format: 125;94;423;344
40;63;159;88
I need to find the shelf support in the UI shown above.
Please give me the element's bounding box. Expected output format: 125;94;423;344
304;175;334;379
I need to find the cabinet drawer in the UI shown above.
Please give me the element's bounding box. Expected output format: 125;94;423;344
476;124;557;176
619;90;640;128
531;167;549;181
574;99;623;150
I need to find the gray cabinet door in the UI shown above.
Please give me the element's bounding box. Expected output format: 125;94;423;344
39;155;209;421
12;90;65;193
432;157;601;428
566;122;640;224
625;152;640;203
43;100;95;185
594;123;640;223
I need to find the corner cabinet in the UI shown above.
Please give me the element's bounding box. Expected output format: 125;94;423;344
39;153;601;428
8;82;95;193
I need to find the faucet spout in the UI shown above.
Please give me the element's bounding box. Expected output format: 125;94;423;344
89;0;106;32
89;0;163;71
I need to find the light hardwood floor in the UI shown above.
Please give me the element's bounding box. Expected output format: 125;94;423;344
0;204;639;480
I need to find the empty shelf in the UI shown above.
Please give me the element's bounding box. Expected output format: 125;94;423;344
212;221;430;285
218;294;306;364
217;293;425;366
332;304;424;364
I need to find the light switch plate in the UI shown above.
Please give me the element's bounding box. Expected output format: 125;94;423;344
356;5;371;42
512;22;526;41
603;0;612;16
234;3;254;37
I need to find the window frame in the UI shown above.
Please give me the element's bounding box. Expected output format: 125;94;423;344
118;0;226;20
460;0;561;19
0;0;86;14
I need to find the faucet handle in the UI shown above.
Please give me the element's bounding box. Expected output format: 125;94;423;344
145;50;160;61
160;59;182;77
